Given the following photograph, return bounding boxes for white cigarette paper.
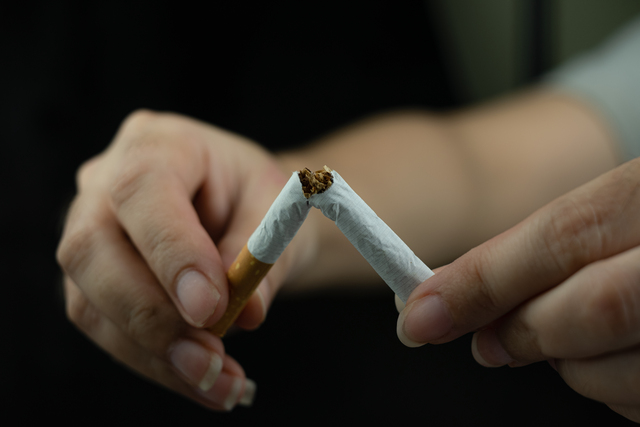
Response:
[247,173,311,263]
[309,171,433,302]
[246,169,433,303]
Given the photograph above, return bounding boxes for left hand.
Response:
[396,157,640,423]
[56,110,316,411]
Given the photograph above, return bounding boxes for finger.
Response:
[472,244,640,366]
[395,265,449,314]
[64,277,255,410]
[556,346,640,408]
[211,161,300,331]
[606,404,640,423]
[234,279,270,329]
[395,294,405,313]
[108,112,228,327]
[398,159,640,346]
[57,189,189,356]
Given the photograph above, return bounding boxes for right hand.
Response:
[397,158,640,422]
[56,110,315,410]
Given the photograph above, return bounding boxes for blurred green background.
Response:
[432,0,640,102]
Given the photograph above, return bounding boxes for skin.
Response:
[57,112,304,410]
[57,87,637,418]
[396,158,640,422]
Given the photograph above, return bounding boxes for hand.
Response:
[57,110,314,410]
[397,158,640,422]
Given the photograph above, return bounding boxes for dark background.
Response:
[1,1,636,425]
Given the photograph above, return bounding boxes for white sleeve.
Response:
[544,15,640,161]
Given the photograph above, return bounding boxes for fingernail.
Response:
[197,373,257,410]
[176,270,220,327]
[397,295,453,347]
[239,379,257,407]
[394,294,405,314]
[222,377,242,410]
[471,330,513,367]
[170,340,223,391]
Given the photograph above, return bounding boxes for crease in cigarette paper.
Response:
[247,170,433,303]
[248,172,311,264]
[309,171,433,303]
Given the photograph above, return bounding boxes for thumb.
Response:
[397,159,640,347]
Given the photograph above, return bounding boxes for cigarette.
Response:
[210,166,432,337]
[209,172,318,337]
[304,168,434,303]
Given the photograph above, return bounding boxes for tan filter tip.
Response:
[209,244,273,337]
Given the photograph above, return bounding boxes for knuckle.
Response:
[145,226,184,276]
[499,315,542,362]
[109,125,176,210]
[75,155,102,190]
[124,302,178,351]
[65,292,87,327]
[562,363,601,400]
[538,197,605,275]
[125,303,160,341]
[109,154,155,210]
[121,109,159,134]
[120,110,202,157]
[586,268,640,341]
[467,249,503,313]
[65,283,99,334]
[56,223,95,275]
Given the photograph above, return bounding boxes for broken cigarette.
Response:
[209,166,433,337]
[305,168,434,302]
[208,171,317,337]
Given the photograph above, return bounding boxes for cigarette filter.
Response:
[210,166,432,337]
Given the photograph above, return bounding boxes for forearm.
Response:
[449,89,620,244]
[277,88,619,293]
